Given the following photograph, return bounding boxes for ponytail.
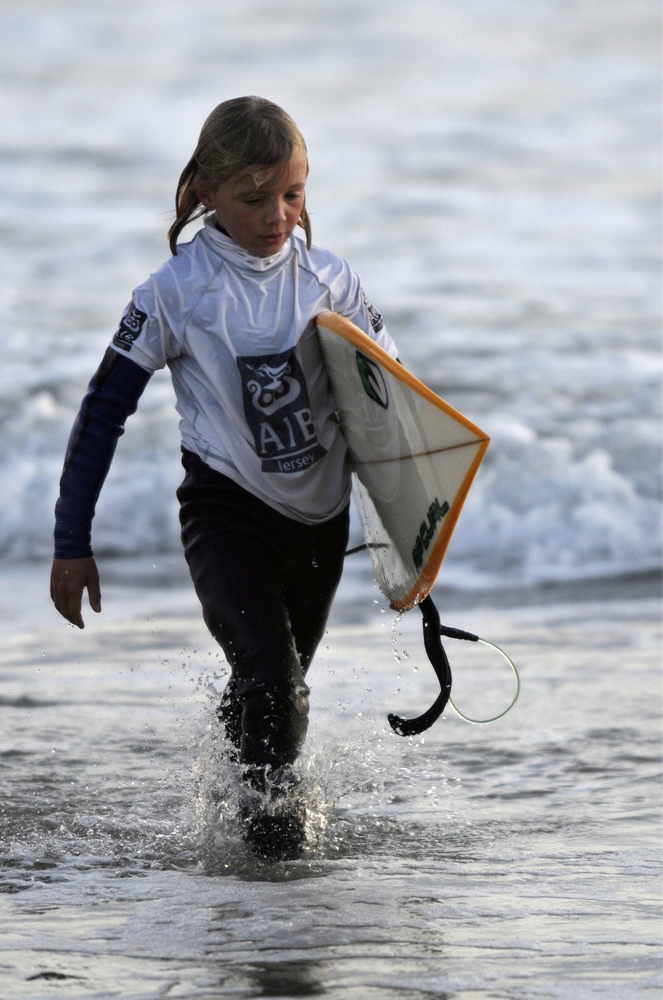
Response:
[168,156,207,256]
[298,206,312,249]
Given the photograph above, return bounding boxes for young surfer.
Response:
[50,96,397,857]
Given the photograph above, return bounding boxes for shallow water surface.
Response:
[1,574,660,999]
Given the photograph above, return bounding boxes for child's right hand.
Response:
[50,557,102,629]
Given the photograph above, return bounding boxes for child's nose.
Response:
[265,197,287,223]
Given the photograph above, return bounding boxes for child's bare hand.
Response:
[50,557,102,628]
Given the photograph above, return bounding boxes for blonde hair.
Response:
[168,96,311,255]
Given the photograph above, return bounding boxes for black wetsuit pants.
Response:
[177,449,349,771]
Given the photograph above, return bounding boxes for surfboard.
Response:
[316,311,490,612]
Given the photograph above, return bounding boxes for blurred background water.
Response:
[1,2,661,998]
[1,0,660,590]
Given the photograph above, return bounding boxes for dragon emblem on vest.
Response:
[244,359,302,415]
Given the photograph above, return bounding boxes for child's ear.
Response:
[195,182,214,208]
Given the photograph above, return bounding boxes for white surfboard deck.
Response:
[316,311,490,611]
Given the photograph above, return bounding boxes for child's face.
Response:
[202,148,307,257]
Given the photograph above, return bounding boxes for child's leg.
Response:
[179,510,308,768]
[177,451,346,772]
[282,509,349,674]
[214,505,348,765]
[198,550,311,769]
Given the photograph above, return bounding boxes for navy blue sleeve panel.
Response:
[54,349,152,559]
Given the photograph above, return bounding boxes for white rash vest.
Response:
[110,217,397,524]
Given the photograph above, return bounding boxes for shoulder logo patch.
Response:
[361,291,384,334]
[113,303,147,352]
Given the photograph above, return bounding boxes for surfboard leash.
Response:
[388,596,451,736]
[387,595,521,736]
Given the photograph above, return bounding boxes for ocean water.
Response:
[1,0,660,587]
[1,576,661,998]
[1,1,661,998]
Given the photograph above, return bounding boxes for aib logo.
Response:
[356,351,389,409]
[237,349,326,474]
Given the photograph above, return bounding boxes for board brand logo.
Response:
[356,351,388,409]
[412,498,450,569]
